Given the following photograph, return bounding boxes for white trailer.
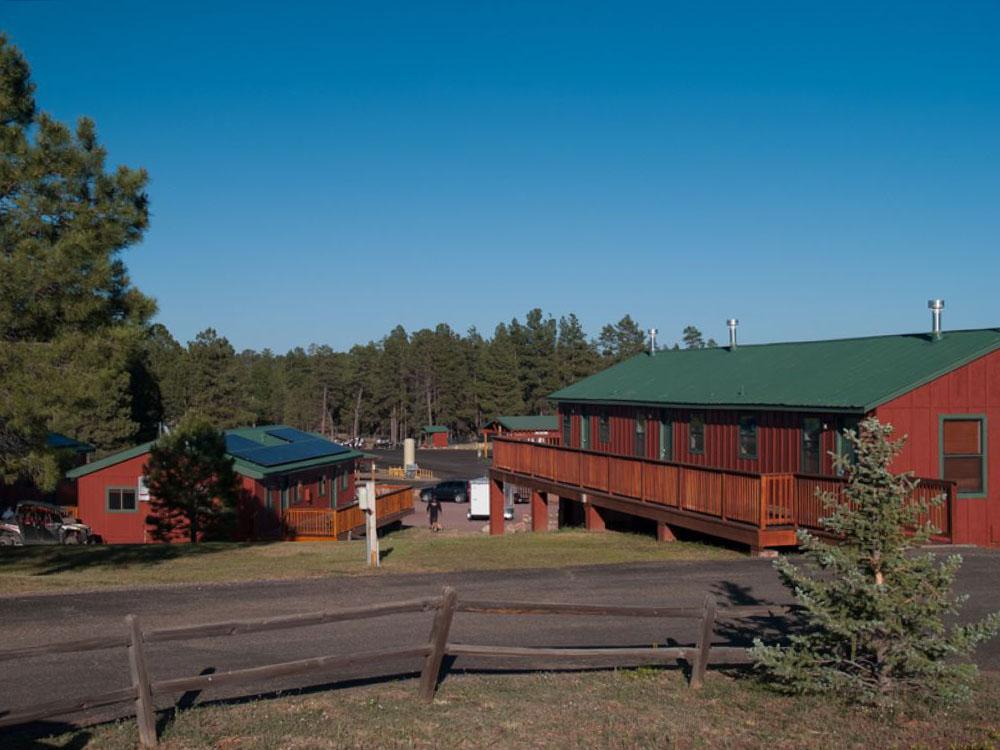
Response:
[467,476,512,520]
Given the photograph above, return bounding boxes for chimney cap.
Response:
[928,299,945,311]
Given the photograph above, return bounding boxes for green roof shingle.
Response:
[549,328,1000,412]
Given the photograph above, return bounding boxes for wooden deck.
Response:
[490,438,956,552]
[283,484,415,541]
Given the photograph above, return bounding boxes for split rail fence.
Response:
[0,587,787,748]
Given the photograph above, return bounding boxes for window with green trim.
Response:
[835,418,859,475]
[341,467,349,491]
[562,412,572,446]
[942,417,986,496]
[599,412,610,444]
[738,415,758,460]
[689,413,705,454]
[318,474,326,497]
[107,487,137,512]
[580,411,591,450]
[265,486,273,510]
[659,414,672,461]
[332,470,339,506]
[635,414,646,457]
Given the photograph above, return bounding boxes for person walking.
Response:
[427,495,442,532]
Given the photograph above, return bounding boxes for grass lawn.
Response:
[8,669,1000,749]
[0,528,741,594]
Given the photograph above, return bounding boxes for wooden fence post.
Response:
[418,586,458,702]
[689,594,717,690]
[126,614,157,748]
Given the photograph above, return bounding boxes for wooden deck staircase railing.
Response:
[492,438,956,540]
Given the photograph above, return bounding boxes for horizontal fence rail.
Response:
[493,437,956,541]
[0,588,783,746]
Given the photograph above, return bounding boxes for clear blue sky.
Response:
[4,1,999,351]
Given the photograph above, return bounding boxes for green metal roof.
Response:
[66,441,155,479]
[66,426,361,481]
[486,415,559,431]
[549,328,1000,412]
[423,425,449,433]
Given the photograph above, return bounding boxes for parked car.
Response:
[0,501,92,546]
[420,480,469,504]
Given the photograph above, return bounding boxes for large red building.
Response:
[67,426,361,544]
[489,322,1000,552]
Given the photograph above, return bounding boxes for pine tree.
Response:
[185,329,253,428]
[751,418,1000,706]
[475,323,524,419]
[144,416,240,543]
[598,315,645,363]
[556,313,599,388]
[682,325,705,349]
[0,34,154,483]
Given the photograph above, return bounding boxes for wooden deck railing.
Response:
[493,438,955,538]
[282,484,414,539]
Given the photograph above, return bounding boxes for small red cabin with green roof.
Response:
[422,425,449,448]
[68,425,362,544]
[489,326,1000,551]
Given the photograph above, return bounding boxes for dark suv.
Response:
[0,502,92,546]
[420,481,468,504]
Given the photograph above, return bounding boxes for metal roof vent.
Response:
[928,299,944,340]
[727,319,739,349]
[648,328,658,356]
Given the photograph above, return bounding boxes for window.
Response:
[341,467,349,490]
[580,411,591,450]
[635,414,646,457]
[738,415,758,460]
[659,414,672,461]
[332,470,339,505]
[689,413,705,454]
[835,418,859,475]
[801,417,822,475]
[280,478,289,510]
[319,474,327,497]
[562,412,572,446]
[265,486,273,510]
[599,412,610,444]
[942,417,987,496]
[107,487,137,512]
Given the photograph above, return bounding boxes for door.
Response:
[659,415,672,461]
[580,413,591,450]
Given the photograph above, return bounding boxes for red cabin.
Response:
[67,425,362,544]
[422,425,449,449]
[489,325,1000,552]
[481,416,560,445]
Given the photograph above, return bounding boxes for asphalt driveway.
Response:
[2,548,999,739]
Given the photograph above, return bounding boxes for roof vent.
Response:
[726,319,739,349]
[928,299,944,340]
[648,328,658,356]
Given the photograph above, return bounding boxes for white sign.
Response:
[138,476,151,502]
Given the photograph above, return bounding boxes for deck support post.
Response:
[489,478,505,535]
[530,490,548,532]
[656,522,676,542]
[584,499,605,533]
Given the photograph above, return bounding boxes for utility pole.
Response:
[365,458,379,567]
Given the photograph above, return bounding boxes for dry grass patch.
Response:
[0,528,740,594]
[7,669,1000,749]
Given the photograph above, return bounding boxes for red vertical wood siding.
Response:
[559,403,844,474]
[76,453,357,544]
[875,346,1000,546]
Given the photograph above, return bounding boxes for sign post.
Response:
[364,459,379,568]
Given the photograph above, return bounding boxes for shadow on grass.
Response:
[0,542,268,578]
[0,720,93,750]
